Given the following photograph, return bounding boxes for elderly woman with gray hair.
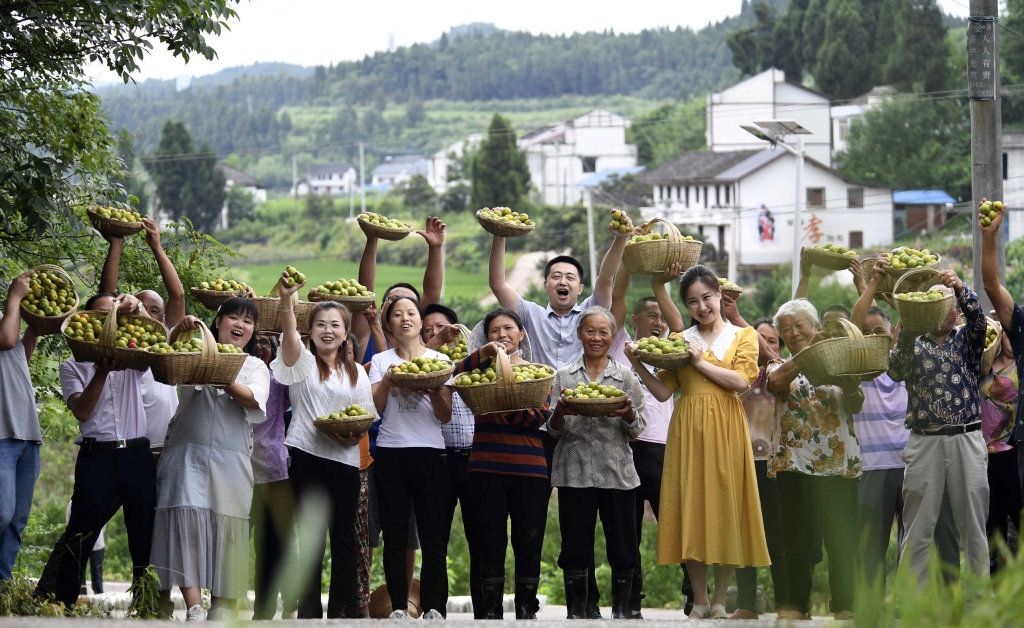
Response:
[766,298,863,621]
[548,306,646,620]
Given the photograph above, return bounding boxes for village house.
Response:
[293,163,358,196]
[371,155,429,188]
[428,134,482,193]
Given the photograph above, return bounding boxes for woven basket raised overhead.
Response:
[561,394,628,417]
[191,286,246,310]
[893,268,954,335]
[86,206,144,237]
[453,350,553,416]
[308,290,376,312]
[861,256,896,295]
[389,362,455,391]
[621,217,702,275]
[357,213,414,241]
[250,295,315,333]
[885,248,941,279]
[314,414,375,437]
[793,318,891,387]
[981,316,1003,374]
[20,264,79,336]
[61,301,165,371]
[475,208,535,237]
[804,246,860,271]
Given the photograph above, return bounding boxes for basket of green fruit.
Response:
[61,301,167,371]
[453,348,554,415]
[19,265,79,336]
[86,205,145,237]
[793,318,890,387]
[805,243,859,271]
[718,277,743,301]
[634,334,692,370]
[307,278,376,312]
[475,207,535,237]
[893,268,954,335]
[314,404,376,437]
[191,279,250,310]
[251,266,315,332]
[885,246,940,279]
[981,317,1002,374]
[146,320,223,386]
[622,217,702,275]
[389,356,455,391]
[560,381,629,417]
[861,256,896,295]
[439,325,470,362]
[357,211,414,241]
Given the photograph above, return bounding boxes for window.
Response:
[807,187,825,208]
[849,231,863,249]
[581,156,596,173]
[838,119,851,142]
[847,187,864,208]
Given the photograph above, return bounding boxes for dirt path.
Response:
[477,249,561,307]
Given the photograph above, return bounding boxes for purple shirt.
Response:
[252,374,290,484]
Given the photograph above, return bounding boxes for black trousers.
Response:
[734,459,787,611]
[470,472,549,580]
[35,444,155,608]
[443,448,484,616]
[79,548,104,594]
[290,449,361,619]
[557,487,637,572]
[250,479,296,619]
[375,447,450,617]
[987,449,1022,572]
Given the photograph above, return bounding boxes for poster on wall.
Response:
[757,204,775,242]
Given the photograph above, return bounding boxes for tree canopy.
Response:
[469,114,531,210]
[142,121,227,233]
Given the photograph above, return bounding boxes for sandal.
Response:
[710,603,728,619]
[688,603,711,620]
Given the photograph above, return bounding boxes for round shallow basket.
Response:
[19,264,79,336]
[389,363,455,391]
[562,395,628,417]
[454,352,553,415]
[885,251,941,279]
[61,311,110,364]
[861,256,896,295]
[634,350,691,371]
[982,317,1003,374]
[314,414,375,437]
[621,217,703,275]
[308,291,376,312]
[109,312,167,372]
[86,206,144,237]
[893,268,954,335]
[721,287,743,301]
[475,209,535,237]
[793,318,889,387]
[191,286,245,310]
[357,214,414,241]
[805,246,859,271]
[250,296,315,333]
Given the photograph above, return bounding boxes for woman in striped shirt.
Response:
[453,307,550,620]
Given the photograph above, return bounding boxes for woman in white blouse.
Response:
[272,276,375,619]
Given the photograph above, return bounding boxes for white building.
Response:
[830,86,896,159]
[636,148,894,282]
[706,68,833,166]
[518,109,638,207]
[296,163,358,196]
[1002,131,1024,241]
[428,134,482,193]
[371,155,429,187]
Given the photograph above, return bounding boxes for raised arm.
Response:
[1,270,32,351]
[98,234,125,294]
[351,232,380,347]
[610,264,631,334]
[980,199,1014,330]
[418,216,446,306]
[277,274,305,367]
[794,247,812,299]
[142,217,185,328]
[652,263,684,333]
[852,256,888,328]
[592,214,634,307]
[488,235,520,312]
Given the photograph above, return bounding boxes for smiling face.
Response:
[755,322,780,357]
[215,309,255,349]
[860,312,892,339]
[776,313,818,355]
[632,302,666,339]
[386,297,422,340]
[421,312,450,345]
[486,313,525,354]
[577,312,614,359]
[683,278,722,328]
[310,307,347,355]
[544,262,584,314]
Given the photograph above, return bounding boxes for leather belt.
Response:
[446,447,472,457]
[911,422,981,436]
[81,437,150,452]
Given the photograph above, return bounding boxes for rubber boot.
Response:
[585,566,602,618]
[611,569,634,620]
[514,577,540,619]
[629,567,644,619]
[563,569,589,619]
[480,577,505,620]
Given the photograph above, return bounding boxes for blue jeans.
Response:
[0,438,41,580]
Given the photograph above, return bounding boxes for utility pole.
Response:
[969,0,1003,312]
[359,142,367,215]
[292,154,299,231]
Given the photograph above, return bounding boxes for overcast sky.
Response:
[90,0,974,83]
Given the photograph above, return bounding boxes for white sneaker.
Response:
[186,604,207,622]
[389,609,413,620]
[421,608,445,620]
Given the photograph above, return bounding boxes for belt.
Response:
[911,423,981,436]
[81,437,150,451]
[446,447,472,457]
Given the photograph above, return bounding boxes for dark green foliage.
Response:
[470,114,530,210]
[401,174,438,210]
[630,101,707,167]
[143,121,227,232]
[813,0,875,99]
[883,0,952,93]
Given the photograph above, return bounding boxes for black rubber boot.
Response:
[611,569,634,620]
[585,566,602,618]
[480,577,505,620]
[563,569,589,619]
[514,577,540,619]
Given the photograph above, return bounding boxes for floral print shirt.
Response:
[765,362,862,479]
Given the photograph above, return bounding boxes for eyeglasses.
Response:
[255,339,272,347]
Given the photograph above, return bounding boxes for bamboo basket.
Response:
[793,318,891,387]
[357,213,413,241]
[61,311,110,364]
[561,394,628,417]
[389,363,455,391]
[893,268,954,335]
[804,246,860,271]
[313,414,375,437]
[250,295,315,333]
[19,264,79,336]
[453,350,553,415]
[721,286,743,301]
[861,256,896,295]
[148,320,214,386]
[885,249,941,279]
[61,302,163,371]
[475,208,535,237]
[86,206,144,237]
[191,286,245,310]
[621,217,702,275]
[634,349,691,371]
[981,317,1003,374]
[308,290,376,312]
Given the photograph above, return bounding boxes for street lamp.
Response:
[741,120,812,298]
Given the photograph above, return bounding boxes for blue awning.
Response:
[893,190,956,205]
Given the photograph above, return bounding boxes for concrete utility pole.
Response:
[969,0,1004,311]
[359,142,367,215]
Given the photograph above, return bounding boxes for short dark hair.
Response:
[866,305,891,324]
[632,296,659,316]
[544,255,584,281]
[422,303,458,325]
[383,283,421,303]
[483,307,524,333]
[85,291,118,310]
[823,304,851,319]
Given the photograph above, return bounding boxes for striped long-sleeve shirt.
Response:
[452,348,550,479]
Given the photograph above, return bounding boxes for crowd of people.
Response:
[0,202,1022,621]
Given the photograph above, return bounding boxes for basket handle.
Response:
[826,317,863,340]
[100,299,122,348]
[892,267,942,295]
[492,347,516,390]
[191,321,220,383]
[642,217,683,243]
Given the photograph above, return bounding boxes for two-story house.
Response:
[295,163,358,196]
[371,155,429,188]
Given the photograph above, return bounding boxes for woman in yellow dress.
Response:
[625,264,769,620]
